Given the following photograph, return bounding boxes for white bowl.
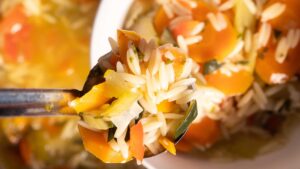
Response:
[90,1,300,168]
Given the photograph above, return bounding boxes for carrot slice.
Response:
[192,1,215,22]
[189,16,237,63]
[266,0,300,33]
[78,125,130,163]
[153,6,171,36]
[205,70,253,96]
[255,0,300,84]
[129,122,144,161]
[184,116,220,146]
[19,138,32,165]
[117,29,141,64]
[170,20,202,38]
[255,46,300,84]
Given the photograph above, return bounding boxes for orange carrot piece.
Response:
[184,116,220,146]
[78,125,130,163]
[19,138,32,165]
[117,29,141,64]
[205,70,253,96]
[170,20,202,38]
[153,6,171,36]
[130,122,144,161]
[255,45,300,84]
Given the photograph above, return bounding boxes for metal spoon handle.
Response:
[0,89,81,117]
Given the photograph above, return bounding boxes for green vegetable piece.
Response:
[160,28,176,45]
[165,58,174,64]
[174,100,198,140]
[125,126,130,141]
[135,112,144,124]
[236,60,249,65]
[108,126,117,141]
[203,59,222,75]
[258,47,268,59]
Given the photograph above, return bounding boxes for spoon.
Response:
[0,52,112,117]
[0,51,188,158]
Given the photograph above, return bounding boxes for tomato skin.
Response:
[1,5,32,63]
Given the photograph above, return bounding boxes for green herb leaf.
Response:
[79,112,84,120]
[125,127,130,141]
[135,112,144,124]
[174,100,198,140]
[236,60,249,65]
[160,28,176,45]
[165,58,174,64]
[203,59,222,75]
[258,47,269,59]
[108,126,117,141]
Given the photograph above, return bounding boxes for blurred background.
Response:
[0,0,144,168]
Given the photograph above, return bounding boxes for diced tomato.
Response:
[184,116,220,146]
[78,125,131,163]
[1,5,32,62]
[129,122,144,161]
[205,70,253,96]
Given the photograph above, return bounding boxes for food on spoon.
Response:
[70,30,201,163]
[125,0,300,158]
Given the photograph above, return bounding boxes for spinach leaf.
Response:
[160,28,176,45]
[203,59,222,75]
[107,126,117,141]
[174,100,198,140]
